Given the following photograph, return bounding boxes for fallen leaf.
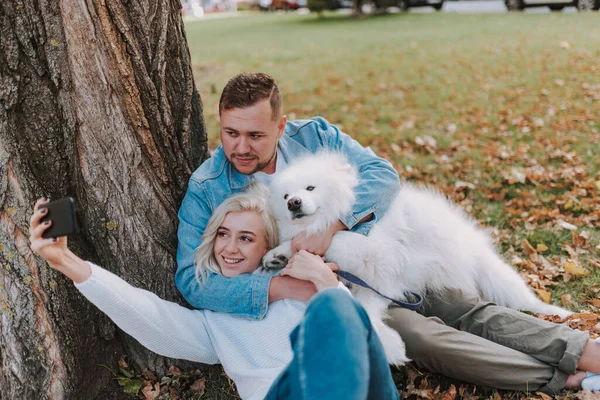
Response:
[556,219,577,231]
[455,181,476,190]
[189,377,206,395]
[573,231,588,248]
[507,168,526,184]
[536,392,555,400]
[585,299,600,307]
[561,294,578,308]
[564,199,574,210]
[564,261,589,277]
[521,238,537,255]
[574,390,600,400]
[118,357,129,370]
[117,377,144,395]
[142,382,160,400]
[537,289,551,304]
[442,384,457,400]
[536,243,549,252]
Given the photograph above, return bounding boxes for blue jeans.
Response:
[265,290,400,400]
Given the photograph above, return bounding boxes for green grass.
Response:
[183,11,600,399]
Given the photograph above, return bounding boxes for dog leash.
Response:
[334,269,423,310]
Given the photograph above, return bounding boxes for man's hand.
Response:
[291,219,347,255]
[269,275,317,303]
[280,250,339,291]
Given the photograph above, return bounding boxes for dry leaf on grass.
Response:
[521,238,537,256]
[142,382,160,400]
[441,384,457,400]
[189,377,206,395]
[535,392,554,400]
[537,289,552,304]
[564,260,589,277]
[574,390,600,400]
[561,294,578,308]
[536,243,549,252]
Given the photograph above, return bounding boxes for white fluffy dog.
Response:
[263,151,571,366]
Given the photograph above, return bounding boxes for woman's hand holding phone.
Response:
[30,199,69,264]
[29,198,91,283]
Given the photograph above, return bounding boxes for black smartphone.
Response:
[40,197,78,239]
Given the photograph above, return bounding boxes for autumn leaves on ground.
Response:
[115,11,600,400]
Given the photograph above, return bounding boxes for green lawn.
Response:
[182,12,600,399]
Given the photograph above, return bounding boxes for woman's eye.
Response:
[306,186,315,191]
[240,236,252,242]
[217,231,227,237]
[284,194,288,200]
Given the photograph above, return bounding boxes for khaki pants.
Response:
[387,289,589,395]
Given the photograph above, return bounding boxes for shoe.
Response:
[582,374,600,391]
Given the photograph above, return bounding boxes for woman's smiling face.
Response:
[214,211,269,277]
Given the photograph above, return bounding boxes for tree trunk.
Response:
[0,0,208,398]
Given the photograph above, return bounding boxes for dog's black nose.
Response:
[287,197,302,211]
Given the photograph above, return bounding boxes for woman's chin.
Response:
[221,265,248,278]
[221,269,237,278]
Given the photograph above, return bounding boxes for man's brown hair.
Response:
[219,73,282,120]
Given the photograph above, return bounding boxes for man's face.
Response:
[220,99,286,175]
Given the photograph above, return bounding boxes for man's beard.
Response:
[230,148,277,175]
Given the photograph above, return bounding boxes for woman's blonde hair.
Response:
[194,191,279,285]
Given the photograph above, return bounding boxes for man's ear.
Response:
[277,115,287,139]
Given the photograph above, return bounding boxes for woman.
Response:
[29,195,399,400]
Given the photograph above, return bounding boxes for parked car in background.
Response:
[259,0,307,9]
[397,0,444,10]
[373,0,443,10]
[505,0,598,11]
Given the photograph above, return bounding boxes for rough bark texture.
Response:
[0,0,208,398]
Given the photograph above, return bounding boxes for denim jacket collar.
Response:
[278,133,311,164]
[228,162,253,190]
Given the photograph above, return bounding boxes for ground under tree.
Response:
[0,0,207,398]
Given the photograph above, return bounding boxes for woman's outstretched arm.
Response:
[76,263,219,364]
[29,199,220,365]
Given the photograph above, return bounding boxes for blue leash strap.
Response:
[334,269,423,310]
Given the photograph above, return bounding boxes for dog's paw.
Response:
[262,251,289,270]
[376,322,410,367]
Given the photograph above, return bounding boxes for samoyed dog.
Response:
[263,151,571,366]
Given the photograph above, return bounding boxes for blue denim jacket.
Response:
[176,117,400,319]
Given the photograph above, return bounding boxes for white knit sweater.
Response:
[75,263,350,400]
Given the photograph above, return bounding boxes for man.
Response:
[176,72,596,396]
[176,72,399,318]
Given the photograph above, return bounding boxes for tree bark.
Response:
[0,0,208,398]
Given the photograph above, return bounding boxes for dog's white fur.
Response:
[263,151,571,366]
